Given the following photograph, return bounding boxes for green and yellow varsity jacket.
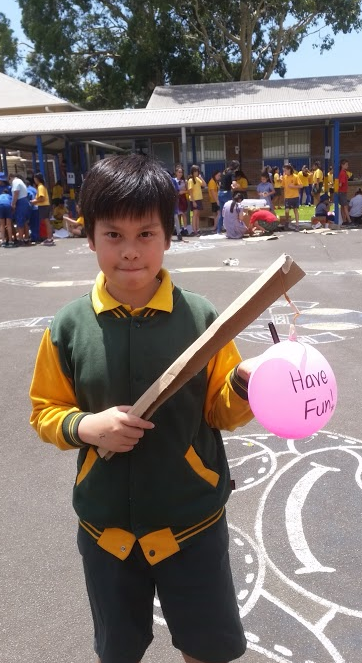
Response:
[30,269,253,565]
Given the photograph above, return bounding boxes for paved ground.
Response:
[1,227,362,663]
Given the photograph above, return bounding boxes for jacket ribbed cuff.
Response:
[62,412,90,448]
[230,366,249,401]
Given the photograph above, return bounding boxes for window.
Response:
[262,130,310,160]
[185,135,225,163]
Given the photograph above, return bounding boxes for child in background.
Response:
[272,166,283,209]
[222,192,250,239]
[63,204,86,237]
[249,208,280,235]
[256,170,275,210]
[30,154,259,663]
[328,166,334,199]
[174,165,188,230]
[207,170,221,231]
[339,159,352,225]
[52,180,64,206]
[52,199,68,230]
[231,170,249,198]
[0,173,14,247]
[312,161,323,206]
[187,164,206,235]
[313,193,334,229]
[298,165,311,206]
[282,164,301,231]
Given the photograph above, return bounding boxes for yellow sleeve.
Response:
[204,340,254,431]
[187,178,193,192]
[29,328,89,451]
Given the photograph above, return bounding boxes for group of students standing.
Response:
[0,173,86,247]
[172,158,356,239]
[172,161,249,238]
[0,171,54,246]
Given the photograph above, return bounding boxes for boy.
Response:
[313,193,334,229]
[281,164,301,230]
[30,155,258,663]
[338,159,351,225]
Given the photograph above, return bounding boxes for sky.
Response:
[4,0,362,81]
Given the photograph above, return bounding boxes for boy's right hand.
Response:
[78,406,155,453]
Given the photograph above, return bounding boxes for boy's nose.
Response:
[121,242,140,260]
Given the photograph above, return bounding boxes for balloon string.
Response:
[279,271,300,340]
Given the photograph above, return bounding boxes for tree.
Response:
[18,0,202,109]
[178,0,362,81]
[0,13,19,73]
[18,0,362,109]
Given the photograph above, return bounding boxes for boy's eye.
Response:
[140,231,153,238]
[107,232,120,239]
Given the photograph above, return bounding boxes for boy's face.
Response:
[88,212,171,306]
[261,176,268,183]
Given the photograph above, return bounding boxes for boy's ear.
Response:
[165,237,171,251]
[88,236,96,252]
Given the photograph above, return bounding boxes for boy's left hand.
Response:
[237,356,261,382]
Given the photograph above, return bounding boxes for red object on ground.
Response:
[250,209,279,225]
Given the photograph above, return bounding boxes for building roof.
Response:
[147,75,362,109]
[0,72,80,114]
[1,74,362,152]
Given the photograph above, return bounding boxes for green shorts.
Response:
[77,513,246,663]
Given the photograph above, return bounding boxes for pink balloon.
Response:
[248,340,337,439]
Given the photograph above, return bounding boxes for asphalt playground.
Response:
[1,226,362,663]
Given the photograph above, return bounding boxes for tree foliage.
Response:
[0,13,20,73]
[17,0,362,108]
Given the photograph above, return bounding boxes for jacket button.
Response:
[120,546,126,552]
[149,549,156,557]
[135,322,141,328]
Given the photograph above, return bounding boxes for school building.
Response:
[1,72,362,194]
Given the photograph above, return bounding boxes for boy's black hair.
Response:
[80,154,177,242]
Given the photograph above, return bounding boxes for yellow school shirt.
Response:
[187,176,203,201]
[77,216,85,226]
[235,177,248,190]
[53,205,67,220]
[52,184,63,199]
[37,183,50,206]
[207,178,218,203]
[273,173,282,188]
[313,168,323,184]
[328,172,334,187]
[298,171,309,187]
[282,174,300,199]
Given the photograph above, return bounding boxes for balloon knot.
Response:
[289,324,298,341]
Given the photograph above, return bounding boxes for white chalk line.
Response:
[225,438,277,493]
[228,523,266,619]
[255,444,362,618]
[285,462,340,575]
[262,589,345,663]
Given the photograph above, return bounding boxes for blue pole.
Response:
[32,153,37,173]
[79,144,87,178]
[36,135,45,176]
[191,135,197,165]
[1,148,8,176]
[333,120,340,225]
[54,154,61,181]
[65,140,76,217]
[99,149,105,160]
[324,124,329,188]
